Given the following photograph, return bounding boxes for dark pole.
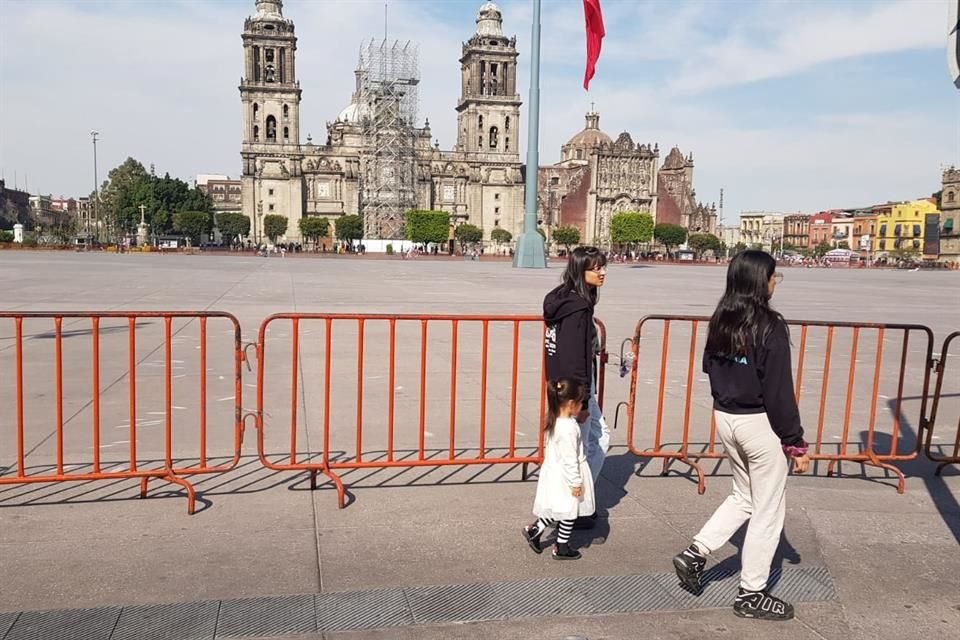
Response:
[91,131,100,242]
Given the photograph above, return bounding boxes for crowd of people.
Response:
[526,246,810,622]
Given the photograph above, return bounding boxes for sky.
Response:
[1,0,958,222]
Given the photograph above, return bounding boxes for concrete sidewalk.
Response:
[1,451,958,640]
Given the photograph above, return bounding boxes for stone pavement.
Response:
[0,253,958,639]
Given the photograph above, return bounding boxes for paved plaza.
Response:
[0,251,958,640]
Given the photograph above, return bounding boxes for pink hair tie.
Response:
[783,443,808,457]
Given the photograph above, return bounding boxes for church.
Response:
[239,0,713,249]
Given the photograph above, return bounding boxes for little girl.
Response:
[522,377,596,560]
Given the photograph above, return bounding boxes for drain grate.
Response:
[5,607,120,640]
[111,601,219,640]
[1,565,838,639]
[215,594,315,639]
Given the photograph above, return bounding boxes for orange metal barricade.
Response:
[924,331,960,474]
[620,315,934,494]
[0,312,245,514]
[253,313,608,507]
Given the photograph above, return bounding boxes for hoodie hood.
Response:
[543,285,592,323]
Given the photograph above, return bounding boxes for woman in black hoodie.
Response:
[543,246,610,528]
[671,250,810,621]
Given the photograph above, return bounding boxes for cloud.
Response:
[668,0,946,93]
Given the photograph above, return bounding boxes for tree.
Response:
[263,214,288,244]
[217,212,251,243]
[454,223,483,251]
[837,240,850,250]
[0,230,13,243]
[654,223,687,253]
[299,216,330,248]
[732,241,748,255]
[610,212,654,247]
[173,210,212,246]
[813,239,833,258]
[687,233,722,257]
[490,228,512,245]
[552,225,581,252]
[405,210,450,245]
[335,214,364,245]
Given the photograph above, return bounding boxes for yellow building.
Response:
[874,199,940,257]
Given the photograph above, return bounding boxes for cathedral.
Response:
[239,0,714,249]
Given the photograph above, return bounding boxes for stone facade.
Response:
[537,111,715,250]
[0,179,31,230]
[939,167,960,263]
[239,0,524,247]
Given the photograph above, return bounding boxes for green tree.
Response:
[687,233,722,257]
[299,216,330,248]
[552,225,581,252]
[335,214,364,245]
[654,223,688,253]
[405,210,450,245]
[837,240,850,250]
[732,241,748,255]
[173,210,212,246]
[454,223,483,251]
[610,212,654,247]
[263,214,289,244]
[0,230,13,243]
[490,228,512,245]
[217,212,251,243]
[813,239,833,257]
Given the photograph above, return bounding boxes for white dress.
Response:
[533,416,596,521]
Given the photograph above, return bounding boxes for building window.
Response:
[268,204,275,212]
[949,191,956,203]
[494,193,500,200]
[913,225,921,237]
[894,224,901,236]
[505,137,510,151]
[576,149,583,160]
[489,126,499,149]
[253,125,259,142]
[913,239,920,249]
[283,126,289,141]
[879,240,886,250]
[283,104,289,120]
[550,177,559,186]
[505,116,510,132]
[494,207,500,214]
[253,103,259,121]
[266,115,277,141]
[268,188,274,196]
[879,224,887,236]
[494,219,500,227]
[252,46,260,81]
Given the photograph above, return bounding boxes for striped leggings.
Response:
[534,518,575,544]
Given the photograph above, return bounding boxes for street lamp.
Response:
[91,131,100,242]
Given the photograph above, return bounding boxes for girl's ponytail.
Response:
[545,378,587,435]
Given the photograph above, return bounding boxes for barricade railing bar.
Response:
[253,313,608,508]
[924,331,960,474]
[0,311,245,514]
[619,315,935,494]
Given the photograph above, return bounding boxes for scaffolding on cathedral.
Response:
[356,39,420,240]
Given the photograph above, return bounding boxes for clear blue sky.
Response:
[1,0,957,221]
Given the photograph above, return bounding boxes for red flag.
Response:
[583,0,605,90]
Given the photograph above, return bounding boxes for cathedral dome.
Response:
[337,101,371,124]
[560,111,611,165]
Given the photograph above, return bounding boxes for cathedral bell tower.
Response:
[239,0,304,245]
[456,2,521,156]
[240,0,300,152]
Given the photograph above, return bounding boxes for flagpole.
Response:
[513,0,547,268]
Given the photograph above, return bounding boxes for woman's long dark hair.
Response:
[545,377,587,435]
[706,250,782,356]
[562,246,607,305]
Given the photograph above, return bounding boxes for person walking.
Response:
[522,378,595,560]
[543,246,611,529]
[671,250,810,621]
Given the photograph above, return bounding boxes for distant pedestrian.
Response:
[542,246,610,530]
[522,377,595,560]
[671,250,809,621]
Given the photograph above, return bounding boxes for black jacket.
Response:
[543,284,596,406]
[702,318,805,447]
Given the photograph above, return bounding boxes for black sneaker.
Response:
[552,542,582,560]
[733,589,795,620]
[672,544,707,594]
[522,524,543,554]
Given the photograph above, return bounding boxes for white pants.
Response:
[693,410,789,592]
[579,378,610,484]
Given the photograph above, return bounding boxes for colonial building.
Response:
[239,0,524,246]
[939,166,960,263]
[536,110,714,249]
